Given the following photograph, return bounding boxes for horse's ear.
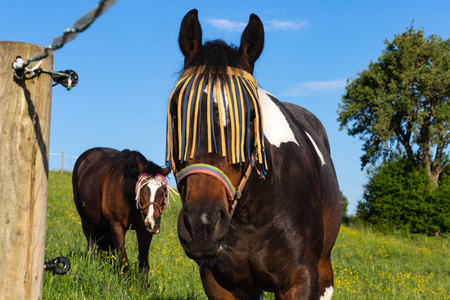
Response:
[179,9,203,63]
[239,14,264,73]
[160,166,171,176]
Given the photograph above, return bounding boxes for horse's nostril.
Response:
[183,203,192,216]
[183,211,193,233]
[209,211,220,228]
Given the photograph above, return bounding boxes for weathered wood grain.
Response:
[0,41,53,300]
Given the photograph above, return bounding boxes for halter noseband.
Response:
[137,201,164,215]
[176,164,236,199]
[175,155,256,217]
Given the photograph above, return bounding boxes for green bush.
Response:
[357,157,450,234]
[340,191,349,219]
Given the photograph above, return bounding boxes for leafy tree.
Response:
[340,191,351,225]
[357,156,450,234]
[338,25,450,187]
[340,191,349,218]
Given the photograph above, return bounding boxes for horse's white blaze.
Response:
[144,178,161,228]
[257,88,299,147]
[147,204,155,226]
[320,286,334,300]
[304,131,326,166]
[212,83,229,127]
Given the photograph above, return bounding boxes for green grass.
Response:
[44,171,205,299]
[332,224,450,299]
[43,171,450,299]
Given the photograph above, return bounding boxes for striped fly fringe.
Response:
[166,66,267,175]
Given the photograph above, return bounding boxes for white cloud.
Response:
[207,18,247,32]
[265,20,307,31]
[285,79,347,97]
[207,18,307,32]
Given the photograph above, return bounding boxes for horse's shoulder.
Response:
[257,88,299,148]
[257,89,330,154]
[280,102,331,154]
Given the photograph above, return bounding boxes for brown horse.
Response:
[72,147,170,283]
[166,10,341,299]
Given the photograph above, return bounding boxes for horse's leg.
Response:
[274,266,320,300]
[75,203,97,252]
[317,253,334,300]
[78,215,105,262]
[94,225,113,254]
[136,229,153,289]
[200,266,240,300]
[110,224,129,273]
[80,219,96,250]
[248,292,263,300]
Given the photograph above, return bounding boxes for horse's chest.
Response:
[217,218,307,288]
[211,244,280,293]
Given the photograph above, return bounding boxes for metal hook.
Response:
[52,70,79,88]
[44,256,71,275]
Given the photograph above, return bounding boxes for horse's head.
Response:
[166,9,265,260]
[135,170,170,234]
[111,150,171,234]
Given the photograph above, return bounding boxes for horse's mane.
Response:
[109,149,161,201]
[184,40,248,73]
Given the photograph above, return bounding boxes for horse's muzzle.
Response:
[146,227,160,234]
[145,219,161,234]
[177,202,229,259]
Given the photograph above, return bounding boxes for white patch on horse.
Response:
[145,178,161,228]
[200,213,210,225]
[305,131,326,166]
[319,286,334,300]
[147,204,155,227]
[257,88,299,147]
[212,84,228,127]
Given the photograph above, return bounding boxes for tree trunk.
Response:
[425,158,441,190]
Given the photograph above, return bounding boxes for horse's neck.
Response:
[232,164,274,225]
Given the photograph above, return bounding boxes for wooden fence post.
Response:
[0,41,53,300]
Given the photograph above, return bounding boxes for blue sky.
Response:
[2,0,449,214]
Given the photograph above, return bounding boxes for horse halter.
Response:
[135,173,168,216]
[175,154,257,217]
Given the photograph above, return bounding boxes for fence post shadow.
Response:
[14,76,49,177]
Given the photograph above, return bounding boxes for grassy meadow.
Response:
[43,171,449,299]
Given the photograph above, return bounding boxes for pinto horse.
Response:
[166,10,341,300]
[72,147,170,282]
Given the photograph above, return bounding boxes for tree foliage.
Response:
[357,156,450,234]
[338,25,450,186]
[340,191,349,219]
